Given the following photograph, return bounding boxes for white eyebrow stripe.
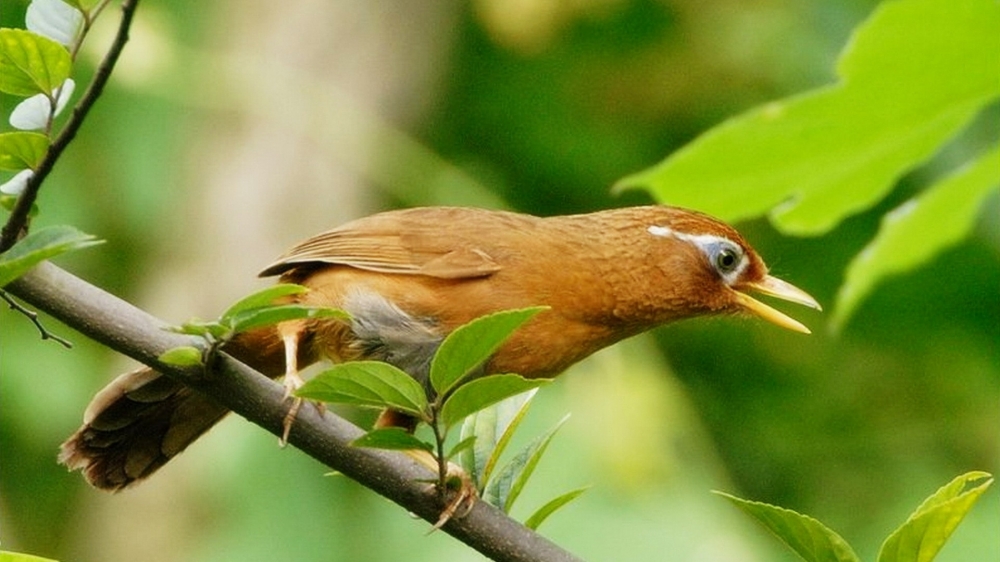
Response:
[647,224,749,285]
[647,225,735,248]
[647,225,674,237]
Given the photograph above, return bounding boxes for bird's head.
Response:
[640,207,821,333]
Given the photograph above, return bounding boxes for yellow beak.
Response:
[734,275,821,334]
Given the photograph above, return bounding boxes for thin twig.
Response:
[0,0,141,253]
[0,289,73,348]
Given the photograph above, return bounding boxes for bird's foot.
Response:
[431,461,477,531]
[280,370,306,446]
[404,448,478,530]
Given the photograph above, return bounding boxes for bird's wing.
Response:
[258,208,506,279]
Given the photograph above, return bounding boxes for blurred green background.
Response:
[2,1,997,561]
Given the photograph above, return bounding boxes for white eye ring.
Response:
[647,225,748,285]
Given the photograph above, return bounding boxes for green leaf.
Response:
[460,388,538,490]
[0,132,50,170]
[0,225,102,287]
[169,320,229,340]
[220,284,310,321]
[64,0,102,12]
[0,29,72,96]
[832,147,1000,331]
[430,306,546,396]
[615,0,1000,235]
[715,491,860,562]
[1,550,62,562]
[227,304,349,334]
[446,435,477,460]
[296,361,430,419]
[524,486,590,531]
[158,346,203,367]
[484,414,568,513]
[877,471,993,562]
[351,427,433,452]
[439,374,549,429]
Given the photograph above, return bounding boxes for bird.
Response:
[59,205,820,491]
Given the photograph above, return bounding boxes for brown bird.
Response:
[60,206,820,490]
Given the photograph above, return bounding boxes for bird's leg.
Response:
[280,329,304,445]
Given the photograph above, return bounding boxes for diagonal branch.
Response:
[6,262,582,562]
[0,0,140,253]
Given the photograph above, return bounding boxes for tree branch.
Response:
[0,0,140,253]
[6,262,582,562]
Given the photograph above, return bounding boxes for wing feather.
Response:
[259,208,508,279]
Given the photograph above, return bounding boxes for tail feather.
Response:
[59,327,290,490]
[59,367,229,491]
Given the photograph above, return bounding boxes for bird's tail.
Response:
[59,327,288,491]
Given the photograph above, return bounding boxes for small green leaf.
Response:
[832,147,1000,331]
[168,320,229,341]
[460,389,538,490]
[484,414,568,513]
[158,346,203,367]
[0,132,50,170]
[220,284,310,321]
[524,486,590,530]
[877,471,993,562]
[0,225,102,287]
[1,550,62,562]
[446,435,477,461]
[0,194,39,216]
[296,361,430,419]
[227,304,349,334]
[351,427,433,452]
[64,0,102,12]
[715,491,861,562]
[439,374,549,429]
[430,306,547,396]
[0,29,72,96]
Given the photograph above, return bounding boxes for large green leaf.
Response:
[0,29,72,97]
[227,304,349,334]
[716,491,860,562]
[832,147,1000,330]
[429,306,546,396]
[459,389,538,489]
[0,132,50,170]
[219,284,309,320]
[878,471,993,562]
[484,414,568,514]
[438,374,549,428]
[615,0,1000,235]
[0,225,102,287]
[296,361,430,420]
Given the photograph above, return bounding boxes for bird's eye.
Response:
[714,247,740,274]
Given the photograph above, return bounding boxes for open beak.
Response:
[733,275,821,334]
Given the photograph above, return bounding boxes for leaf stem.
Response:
[431,407,450,498]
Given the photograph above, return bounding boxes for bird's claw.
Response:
[430,462,477,531]
[280,371,305,446]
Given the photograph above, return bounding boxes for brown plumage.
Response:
[60,206,820,490]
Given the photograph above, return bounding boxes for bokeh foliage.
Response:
[2,1,997,561]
